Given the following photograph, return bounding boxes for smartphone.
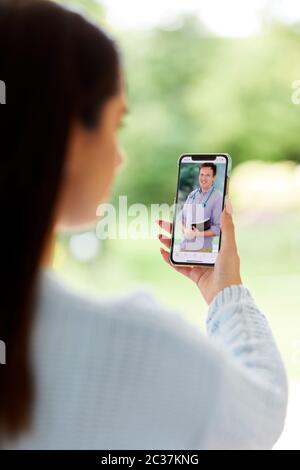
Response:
[170,153,231,267]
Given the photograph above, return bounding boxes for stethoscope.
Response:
[190,184,215,208]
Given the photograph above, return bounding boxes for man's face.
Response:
[199,167,215,192]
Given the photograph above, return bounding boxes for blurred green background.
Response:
[54,0,300,385]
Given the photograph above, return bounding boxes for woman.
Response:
[0,0,288,449]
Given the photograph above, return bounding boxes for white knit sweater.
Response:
[3,268,288,449]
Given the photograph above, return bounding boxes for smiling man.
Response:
[180,162,223,252]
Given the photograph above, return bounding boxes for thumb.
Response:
[220,198,237,252]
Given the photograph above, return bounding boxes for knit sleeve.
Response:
[199,284,288,449]
[115,283,287,449]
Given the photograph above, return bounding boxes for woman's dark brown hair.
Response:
[199,162,217,176]
[0,0,120,439]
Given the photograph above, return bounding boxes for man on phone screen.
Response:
[180,162,223,252]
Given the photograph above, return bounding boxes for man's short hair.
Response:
[199,162,217,176]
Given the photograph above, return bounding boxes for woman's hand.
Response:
[156,198,242,305]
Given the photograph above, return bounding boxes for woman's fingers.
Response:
[220,203,238,254]
[157,219,206,281]
[156,219,172,234]
[156,218,172,249]
[188,266,210,284]
[159,247,171,264]
[157,232,171,249]
[159,247,193,278]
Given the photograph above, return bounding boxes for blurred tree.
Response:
[56,1,300,205]
[115,19,300,205]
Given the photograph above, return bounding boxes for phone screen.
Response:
[170,154,229,266]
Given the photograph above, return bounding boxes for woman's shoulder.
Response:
[35,268,206,346]
[36,268,159,320]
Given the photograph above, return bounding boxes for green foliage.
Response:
[114,19,300,204]
[57,2,300,204]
